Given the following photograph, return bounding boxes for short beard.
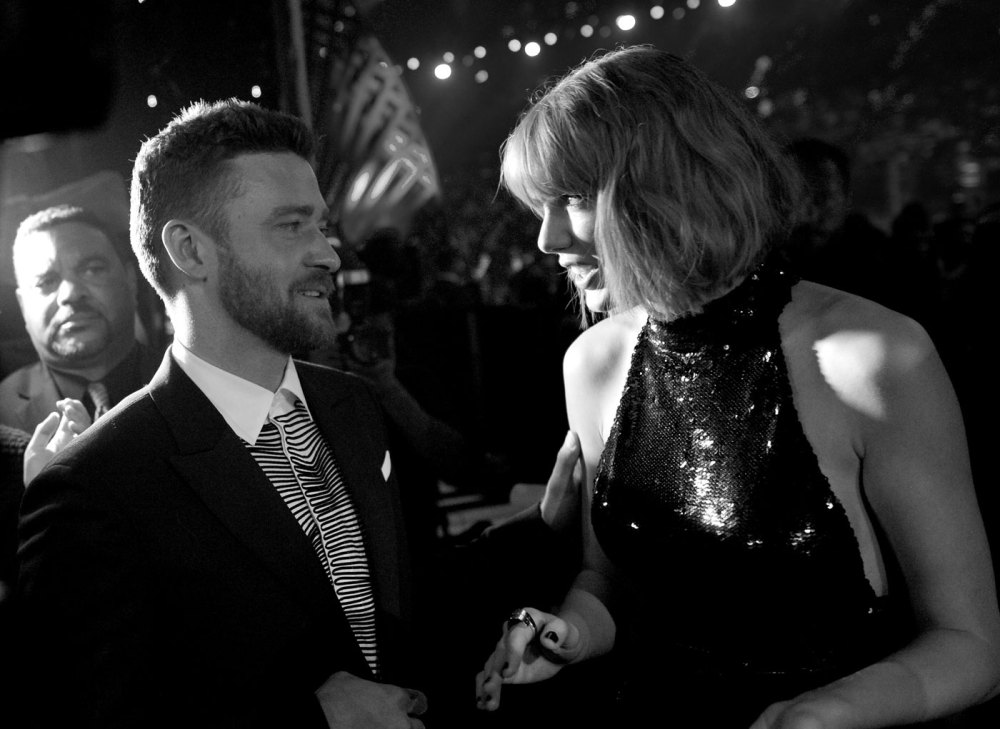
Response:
[47,324,111,362]
[217,247,334,356]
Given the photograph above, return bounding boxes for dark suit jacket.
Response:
[15,352,414,728]
[0,342,162,432]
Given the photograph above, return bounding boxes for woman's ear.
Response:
[161,219,214,283]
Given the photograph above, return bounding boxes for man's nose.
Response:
[308,232,341,274]
[537,209,571,254]
[57,275,89,304]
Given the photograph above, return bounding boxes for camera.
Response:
[335,266,393,366]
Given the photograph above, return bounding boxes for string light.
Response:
[616,15,636,31]
[398,0,756,99]
[250,85,262,98]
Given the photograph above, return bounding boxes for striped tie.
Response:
[87,381,110,419]
[244,389,379,675]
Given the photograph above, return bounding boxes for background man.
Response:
[0,204,160,430]
[16,100,426,728]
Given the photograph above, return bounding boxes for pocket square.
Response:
[381,450,392,481]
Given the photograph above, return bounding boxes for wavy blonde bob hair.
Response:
[501,46,800,322]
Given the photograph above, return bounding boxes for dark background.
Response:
[1,0,997,484]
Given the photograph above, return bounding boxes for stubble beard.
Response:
[217,249,335,356]
[46,317,112,362]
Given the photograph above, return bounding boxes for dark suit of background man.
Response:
[16,100,426,728]
[0,204,160,431]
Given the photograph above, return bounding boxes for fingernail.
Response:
[564,431,577,450]
[545,631,558,642]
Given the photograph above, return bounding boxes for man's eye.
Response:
[36,275,59,290]
[280,220,303,232]
[79,263,110,282]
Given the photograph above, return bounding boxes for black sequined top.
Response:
[592,262,906,721]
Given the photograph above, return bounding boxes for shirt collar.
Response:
[171,340,310,444]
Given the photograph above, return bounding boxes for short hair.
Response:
[130,98,315,298]
[501,45,801,322]
[13,204,133,282]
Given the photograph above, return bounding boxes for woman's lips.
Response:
[568,265,602,289]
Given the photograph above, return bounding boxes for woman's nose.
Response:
[537,209,571,254]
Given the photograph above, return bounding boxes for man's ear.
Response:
[162,219,214,282]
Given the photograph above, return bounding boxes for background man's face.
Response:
[14,221,137,369]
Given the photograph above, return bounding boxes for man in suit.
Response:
[0,204,161,431]
[17,100,427,727]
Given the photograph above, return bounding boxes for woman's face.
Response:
[536,195,609,312]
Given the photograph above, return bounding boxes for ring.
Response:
[506,607,537,635]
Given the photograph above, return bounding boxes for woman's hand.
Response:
[750,694,852,729]
[475,607,584,711]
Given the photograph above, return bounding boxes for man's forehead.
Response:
[228,152,325,208]
[15,222,116,269]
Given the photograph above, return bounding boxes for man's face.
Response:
[14,221,137,370]
[214,152,340,355]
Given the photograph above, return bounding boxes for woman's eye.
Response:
[561,194,589,208]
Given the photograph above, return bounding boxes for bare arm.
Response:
[476,320,630,708]
[754,318,1000,728]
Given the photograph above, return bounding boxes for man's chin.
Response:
[48,337,109,362]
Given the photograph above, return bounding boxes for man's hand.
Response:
[540,431,583,535]
[315,671,427,728]
[23,398,91,485]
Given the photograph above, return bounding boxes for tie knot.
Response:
[268,388,300,419]
[87,381,110,419]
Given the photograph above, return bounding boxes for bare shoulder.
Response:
[784,281,938,410]
[563,308,645,389]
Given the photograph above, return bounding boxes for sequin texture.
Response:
[591,260,905,719]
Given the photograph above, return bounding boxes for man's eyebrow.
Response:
[265,205,331,222]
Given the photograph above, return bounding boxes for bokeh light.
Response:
[616,15,636,31]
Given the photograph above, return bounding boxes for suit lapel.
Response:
[18,363,62,431]
[147,353,363,654]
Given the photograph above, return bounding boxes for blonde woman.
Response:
[476,46,1000,728]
